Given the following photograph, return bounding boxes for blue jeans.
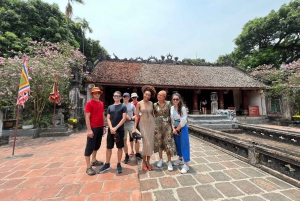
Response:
[173,125,190,162]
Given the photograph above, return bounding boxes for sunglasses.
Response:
[113,95,121,98]
[123,96,129,98]
[93,92,101,95]
[132,97,137,99]
[173,98,179,101]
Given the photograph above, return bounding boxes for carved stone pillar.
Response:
[218,91,224,109]
[242,90,249,115]
[192,91,199,114]
[211,92,218,114]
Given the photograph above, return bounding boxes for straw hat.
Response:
[90,87,103,95]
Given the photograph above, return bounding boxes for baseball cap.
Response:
[131,93,138,98]
[123,92,130,97]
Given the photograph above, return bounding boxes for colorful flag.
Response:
[49,74,61,103]
[16,56,30,107]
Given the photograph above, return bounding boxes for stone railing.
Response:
[189,124,300,187]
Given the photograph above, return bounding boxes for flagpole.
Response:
[52,103,56,139]
[12,105,20,156]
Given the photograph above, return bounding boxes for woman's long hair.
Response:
[172,93,184,116]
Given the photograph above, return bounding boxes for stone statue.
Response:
[54,108,65,126]
[69,87,80,119]
[211,92,218,114]
[0,110,3,137]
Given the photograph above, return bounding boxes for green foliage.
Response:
[0,0,108,62]
[220,0,300,69]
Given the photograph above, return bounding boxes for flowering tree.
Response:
[0,40,85,124]
[250,61,300,115]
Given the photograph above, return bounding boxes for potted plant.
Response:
[22,119,34,130]
[68,118,78,129]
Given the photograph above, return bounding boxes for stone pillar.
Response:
[192,91,199,114]
[211,92,218,114]
[0,110,3,137]
[242,90,249,115]
[218,91,224,109]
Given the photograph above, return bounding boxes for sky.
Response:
[43,0,291,62]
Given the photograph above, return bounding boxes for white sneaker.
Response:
[167,161,173,171]
[157,159,163,167]
[173,159,184,166]
[180,164,189,174]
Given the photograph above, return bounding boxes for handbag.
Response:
[174,119,180,128]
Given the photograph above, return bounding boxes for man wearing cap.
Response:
[98,91,127,174]
[84,87,105,176]
[122,92,136,164]
[131,93,143,159]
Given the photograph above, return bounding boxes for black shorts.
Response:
[107,129,125,149]
[84,127,103,156]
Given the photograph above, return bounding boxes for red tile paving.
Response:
[0,132,141,201]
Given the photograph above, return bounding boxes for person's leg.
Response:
[91,127,103,164]
[84,131,96,169]
[117,148,122,163]
[158,151,163,159]
[180,126,190,163]
[116,129,125,173]
[123,127,129,155]
[173,135,184,166]
[167,154,171,162]
[146,155,153,170]
[142,155,148,171]
[129,135,134,155]
[106,149,112,164]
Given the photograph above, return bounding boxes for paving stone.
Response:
[215,182,244,197]
[140,179,159,191]
[262,193,292,201]
[223,169,249,180]
[281,189,300,200]
[220,161,240,169]
[239,168,265,177]
[177,187,202,201]
[110,192,131,201]
[193,157,209,163]
[250,178,281,191]
[192,152,207,157]
[159,177,179,189]
[221,199,241,201]
[209,171,232,181]
[217,154,235,161]
[195,184,223,200]
[232,180,263,194]
[204,156,223,162]
[194,173,215,184]
[233,160,251,168]
[242,196,266,201]
[153,190,177,201]
[148,169,165,178]
[176,175,198,186]
[141,192,154,201]
[206,163,226,170]
[193,164,212,172]
[265,177,295,189]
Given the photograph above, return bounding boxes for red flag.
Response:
[49,74,61,103]
[17,56,30,107]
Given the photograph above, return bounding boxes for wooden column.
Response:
[242,90,249,115]
[192,91,199,114]
[218,91,224,109]
[100,86,106,104]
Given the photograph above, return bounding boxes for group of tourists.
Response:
[84,85,190,176]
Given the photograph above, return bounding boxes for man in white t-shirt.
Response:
[122,92,138,163]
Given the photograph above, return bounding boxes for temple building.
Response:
[85,54,267,116]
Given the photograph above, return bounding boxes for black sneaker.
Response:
[117,163,123,173]
[124,155,129,164]
[98,163,110,174]
[136,153,142,160]
[91,160,104,166]
[86,167,96,176]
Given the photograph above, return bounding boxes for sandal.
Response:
[91,160,104,166]
[147,162,153,171]
[142,162,148,171]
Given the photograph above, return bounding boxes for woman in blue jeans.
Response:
[170,93,190,174]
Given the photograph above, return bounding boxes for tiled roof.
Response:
[87,61,266,89]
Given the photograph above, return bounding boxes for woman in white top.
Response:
[170,93,190,174]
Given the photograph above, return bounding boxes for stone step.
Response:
[188,119,232,124]
[39,130,73,137]
[190,123,233,130]
[188,115,229,120]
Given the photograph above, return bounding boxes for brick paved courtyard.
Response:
[0,130,299,201]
